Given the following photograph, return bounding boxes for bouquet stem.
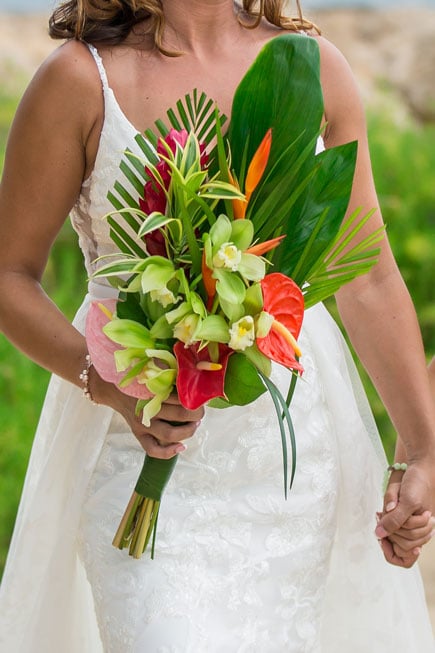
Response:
[112,454,178,559]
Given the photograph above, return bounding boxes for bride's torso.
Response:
[69,26,307,279]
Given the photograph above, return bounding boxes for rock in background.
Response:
[315,8,435,123]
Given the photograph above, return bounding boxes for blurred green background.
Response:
[1,78,435,574]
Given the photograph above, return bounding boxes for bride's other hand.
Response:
[378,511,434,568]
[376,463,435,567]
[91,369,204,460]
[429,357,435,401]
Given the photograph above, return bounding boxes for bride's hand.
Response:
[91,369,204,459]
[376,463,435,567]
[378,510,433,568]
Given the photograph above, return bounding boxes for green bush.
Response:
[0,91,86,572]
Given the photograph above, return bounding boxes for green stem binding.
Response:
[112,454,179,559]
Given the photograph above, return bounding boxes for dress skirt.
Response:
[0,284,434,652]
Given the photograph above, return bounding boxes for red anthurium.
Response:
[85,300,152,400]
[256,273,304,373]
[174,341,233,410]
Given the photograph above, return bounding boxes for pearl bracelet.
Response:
[79,354,96,404]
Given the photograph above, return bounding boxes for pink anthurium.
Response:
[174,341,234,410]
[85,300,153,400]
[256,273,304,373]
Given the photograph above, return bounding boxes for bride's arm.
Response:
[0,41,201,458]
[429,358,435,401]
[317,37,435,563]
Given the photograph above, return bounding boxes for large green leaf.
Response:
[223,353,267,405]
[229,34,323,181]
[228,34,368,293]
[275,141,358,282]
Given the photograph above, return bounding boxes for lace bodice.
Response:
[70,45,145,281]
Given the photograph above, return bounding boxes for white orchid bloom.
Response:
[228,315,255,351]
[150,286,179,308]
[213,242,242,271]
[173,314,201,345]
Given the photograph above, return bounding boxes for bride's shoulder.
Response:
[17,40,103,139]
[32,40,101,100]
[310,35,366,130]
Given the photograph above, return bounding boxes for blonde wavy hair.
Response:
[49,1,319,54]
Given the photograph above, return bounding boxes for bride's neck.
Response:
[160,0,242,55]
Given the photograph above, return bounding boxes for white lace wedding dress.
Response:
[0,45,434,653]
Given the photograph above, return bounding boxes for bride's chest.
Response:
[103,49,269,134]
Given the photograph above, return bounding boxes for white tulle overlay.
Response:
[1,43,434,652]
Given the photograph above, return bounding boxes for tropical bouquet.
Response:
[86,34,383,559]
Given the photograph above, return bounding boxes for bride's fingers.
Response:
[379,537,419,569]
[135,432,186,459]
[387,530,433,554]
[399,512,434,532]
[376,511,433,547]
[391,541,422,560]
[158,398,205,425]
[392,523,434,543]
[150,417,201,444]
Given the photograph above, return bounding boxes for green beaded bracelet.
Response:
[382,462,408,492]
[387,462,408,473]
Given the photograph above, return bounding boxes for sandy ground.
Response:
[1,7,435,633]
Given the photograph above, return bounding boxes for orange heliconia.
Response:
[244,128,272,203]
[245,234,285,257]
[228,170,247,219]
[202,249,216,310]
[229,128,272,220]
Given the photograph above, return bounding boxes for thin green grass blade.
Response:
[258,370,298,496]
[258,370,289,498]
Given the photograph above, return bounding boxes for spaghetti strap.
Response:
[86,43,109,91]
[84,42,140,135]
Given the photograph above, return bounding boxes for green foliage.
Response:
[0,91,86,573]
[369,113,435,354]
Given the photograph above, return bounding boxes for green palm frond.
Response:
[106,91,226,257]
[302,209,385,307]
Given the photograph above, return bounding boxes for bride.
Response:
[0,1,435,651]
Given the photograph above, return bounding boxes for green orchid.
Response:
[136,350,177,427]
